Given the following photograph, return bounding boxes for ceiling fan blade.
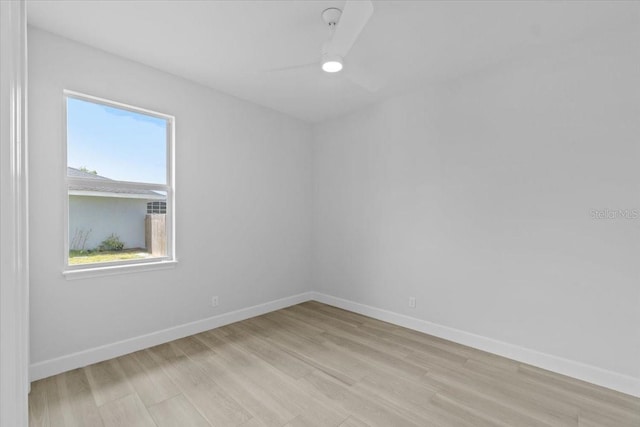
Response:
[344,61,383,92]
[264,62,318,73]
[327,0,373,57]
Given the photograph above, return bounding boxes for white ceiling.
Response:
[27,0,639,123]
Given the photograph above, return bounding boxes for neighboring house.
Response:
[68,167,166,251]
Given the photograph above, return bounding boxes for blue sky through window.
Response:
[67,97,167,184]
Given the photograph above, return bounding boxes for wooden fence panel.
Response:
[145,214,166,256]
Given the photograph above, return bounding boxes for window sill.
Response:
[63,259,178,280]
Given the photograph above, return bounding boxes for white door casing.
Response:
[0,0,29,426]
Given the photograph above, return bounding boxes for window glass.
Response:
[66,94,173,268]
[67,96,167,184]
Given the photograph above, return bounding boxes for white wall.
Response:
[28,20,639,395]
[313,26,640,382]
[29,28,312,367]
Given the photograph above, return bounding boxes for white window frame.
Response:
[62,91,176,278]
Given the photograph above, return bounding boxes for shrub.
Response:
[70,228,92,252]
[98,233,125,252]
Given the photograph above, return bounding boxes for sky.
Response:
[67,97,168,184]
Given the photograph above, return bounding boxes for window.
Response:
[64,91,174,272]
[147,201,167,214]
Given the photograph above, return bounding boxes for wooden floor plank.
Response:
[223,322,314,380]
[244,315,367,385]
[461,359,582,417]
[430,392,509,427]
[195,330,348,426]
[98,393,155,427]
[40,376,66,427]
[238,418,268,427]
[338,416,371,427]
[431,387,556,427]
[117,350,180,407]
[518,363,640,413]
[28,378,50,427]
[320,330,428,380]
[147,342,252,426]
[281,305,414,359]
[302,370,420,427]
[178,335,297,426]
[424,363,579,426]
[84,359,134,407]
[577,408,640,427]
[147,394,211,427]
[55,369,104,427]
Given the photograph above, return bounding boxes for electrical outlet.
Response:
[409,297,416,308]
[211,296,219,307]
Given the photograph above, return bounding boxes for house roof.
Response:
[68,167,165,200]
[67,166,112,180]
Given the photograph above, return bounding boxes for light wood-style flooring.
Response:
[29,301,640,426]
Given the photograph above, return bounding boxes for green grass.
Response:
[69,248,152,265]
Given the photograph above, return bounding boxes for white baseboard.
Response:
[311,292,640,398]
[30,290,640,398]
[30,292,314,381]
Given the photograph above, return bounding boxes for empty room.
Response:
[1,0,639,426]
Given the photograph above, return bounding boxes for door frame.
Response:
[0,0,30,425]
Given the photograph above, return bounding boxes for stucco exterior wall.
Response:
[69,195,148,250]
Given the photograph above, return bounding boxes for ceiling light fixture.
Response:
[322,53,343,73]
